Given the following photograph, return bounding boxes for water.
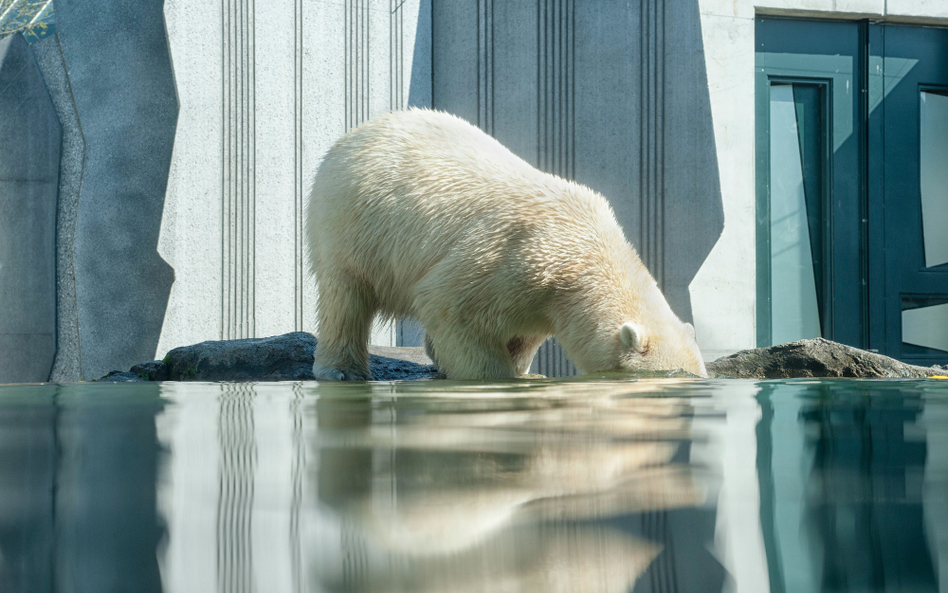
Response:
[1,378,946,593]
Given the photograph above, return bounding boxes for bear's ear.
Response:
[620,322,646,352]
[683,322,696,339]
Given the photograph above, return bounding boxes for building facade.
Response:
[0,0,946,381]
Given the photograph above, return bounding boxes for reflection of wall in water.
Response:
[0,387,57,592]
[756,384,939,592]
[157,384,310,593]
[217,384,257,593]
[0,385,166,593]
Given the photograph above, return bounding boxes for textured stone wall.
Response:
[52,0,179,381]
[32,34,85,383]
[0,35,61,383]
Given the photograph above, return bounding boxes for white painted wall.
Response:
[159,0,431,356]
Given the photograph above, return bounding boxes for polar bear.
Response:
[306,109,707,380]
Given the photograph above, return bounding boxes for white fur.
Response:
[306,109,708,380]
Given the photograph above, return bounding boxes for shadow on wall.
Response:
[431,0,723,325]
[408,0,433,110]
[657,0,724,324]
[54,0,177,380]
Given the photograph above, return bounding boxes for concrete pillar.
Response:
[0,34,61,383]
[53,0,178,380]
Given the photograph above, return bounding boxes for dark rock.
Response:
[160,332,317,381]
[129,360,170,381]
[707,338,944,379]
[97,370,146,382]
[119,332,440,382]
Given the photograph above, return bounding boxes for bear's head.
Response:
[614,321,708,378]
[563,315,708,378]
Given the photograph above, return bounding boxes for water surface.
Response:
[1,378,946,592]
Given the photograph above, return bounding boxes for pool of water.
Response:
[1,378,946,592]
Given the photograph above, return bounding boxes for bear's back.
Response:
[307,109,635,317]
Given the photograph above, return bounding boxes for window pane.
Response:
[903,298,948,354]
[770,84,823,343]
[920,90,948,268]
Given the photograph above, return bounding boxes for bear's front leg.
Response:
[313,277,375,381]
[314,336,374,381]
[313,350,373,381]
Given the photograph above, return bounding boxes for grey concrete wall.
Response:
[53,0,178,380]
[0,35,61,383]
[0,0,432,380]
[433,0,724,376]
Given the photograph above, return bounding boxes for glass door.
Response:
[756,18,865,348]
[873,25,948,365]
[758,19,948,365]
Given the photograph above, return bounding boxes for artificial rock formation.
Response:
[99,334,946,382]
[100,332,438,382]
[707,338,945,379]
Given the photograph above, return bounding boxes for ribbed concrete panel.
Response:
[159,0,225,356]
[222,0,258,341]
[534,0,578,376]
[159,0,431,355]
[54,0,178,380]
[0,34,61,383]
[434,0,723,376]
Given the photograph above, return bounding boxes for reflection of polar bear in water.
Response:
[306,108,707,380]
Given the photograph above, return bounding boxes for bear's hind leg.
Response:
[507,335,547,376]
[423,332,439,368]
[424,327,516,380]
[314,276,376,381]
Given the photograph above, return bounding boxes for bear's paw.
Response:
[314,366,374,381]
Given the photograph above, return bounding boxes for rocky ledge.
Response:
[707,337,945,379]
[98,332,438,382]
[98,333,945,382]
